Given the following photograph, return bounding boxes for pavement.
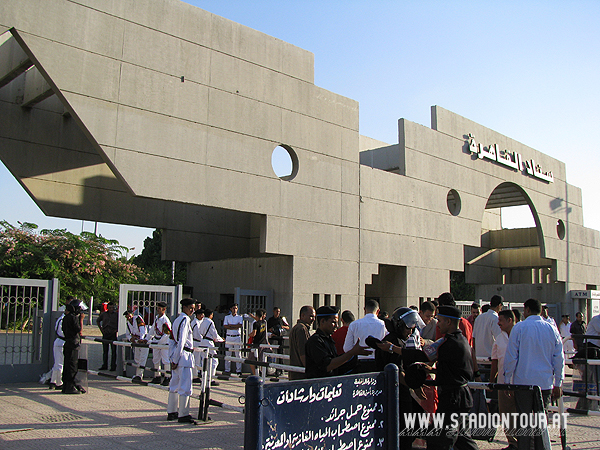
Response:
[0,328,599,450]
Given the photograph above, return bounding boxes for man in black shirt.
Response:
[305,306,369,378]
[570,311,587,351]
[97,301,119,371]
[249,309,267,375]
[426,306,478,450]
[62,299,85,394]
[267,307,289,376]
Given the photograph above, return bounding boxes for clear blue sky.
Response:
[1,0,599,254]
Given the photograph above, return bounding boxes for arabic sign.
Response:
[244,365,399,450]
[468,134,554,183]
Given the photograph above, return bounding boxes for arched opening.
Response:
[463,182,556,302]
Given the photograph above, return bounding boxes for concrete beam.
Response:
[0,34,32,89]
[22,66,54,107]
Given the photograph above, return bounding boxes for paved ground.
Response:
[0,332,598,450]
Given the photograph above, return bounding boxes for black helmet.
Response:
[66,299,83,315]
[391,307,419,333]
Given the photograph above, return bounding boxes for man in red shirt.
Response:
[332,310,355,355]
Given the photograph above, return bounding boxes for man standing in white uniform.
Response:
[167,298,196,423]
[223,303,244,375]
[343,299,386,373]
[149,301,172,385]
[191,308,205,382]
[124,309,149,381]
[198,308,224,386]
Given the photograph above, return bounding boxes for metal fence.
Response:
[0,277,58,382]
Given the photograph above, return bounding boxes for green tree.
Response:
[133,229,186,285]
[450,271,476,301]
[0,220,144,305]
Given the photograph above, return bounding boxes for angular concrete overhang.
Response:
[0,0,359,263]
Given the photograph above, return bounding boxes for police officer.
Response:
[149,301,172,385]
[167,298,196,423]
[425,305,478,450]
[375,307,426,450]
[61,299,85,394]
[123,309,149,381]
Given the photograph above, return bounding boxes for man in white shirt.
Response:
[191,308,205,382]
[197,308,224,386]
[473,294,503,361]
[124,309,149,381]
[559,314,575,359]
[343,299,386,373]
[223,303,244,375]
[504,298,564,450]
[167,298,196,423]
[149,301,172,385]
[491,309,518,450]
[586,312,600,347]
[418,301,437,343]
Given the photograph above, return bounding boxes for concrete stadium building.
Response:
[1,0,599,319]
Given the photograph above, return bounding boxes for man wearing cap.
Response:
[149,301,172,385]
[167,298,196,423]
[49,296,73,390]
[223,303,244,375]
[191,307,205,382]
[62,299,86,394]
[305,306,370,378]
[426,305,478,450]
[123,309,149,382]
[343,299,387,373]
[375,307,426,450]
[197,308,224,386]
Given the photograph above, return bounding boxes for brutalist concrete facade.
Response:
[1,0,598,317]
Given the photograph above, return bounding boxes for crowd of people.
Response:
[283,295,600,450]
[48,293,600,443]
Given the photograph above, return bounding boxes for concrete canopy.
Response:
[1,0,598,317]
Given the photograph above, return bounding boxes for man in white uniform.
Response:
[124,309,149,381]
[149,301,172,385]
[223,303,244,375]
[343,299,386,373]
[198,308,224,386]
[167,298,196,423]
[49,296,74,389]
[191,308,205,382]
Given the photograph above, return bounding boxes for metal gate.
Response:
[234,287,273,343]
[0,277,59,383]
[118,284,182,336]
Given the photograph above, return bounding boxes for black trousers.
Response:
[62,344,79,390]
[102,332,117,368]
[514,389,551,450]
[427,405,479,450]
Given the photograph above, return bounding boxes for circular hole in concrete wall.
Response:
[271,144,298,181]
[447,189,461,216]
[557,219,566,240]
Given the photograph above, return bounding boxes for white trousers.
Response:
[167,365,193,416]
[225,336,242,373]
[152,346,169,369]
[199,341,218,378]
[50,338,64,385]
[133,347,149,377]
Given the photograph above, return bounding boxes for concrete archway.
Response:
[466,182,559,303]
